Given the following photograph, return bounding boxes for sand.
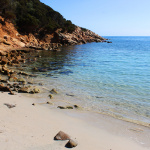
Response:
[0,92,149,150]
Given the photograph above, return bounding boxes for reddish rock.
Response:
[0,57,8,65]
[54,131,71,141]
[0,84,11,92]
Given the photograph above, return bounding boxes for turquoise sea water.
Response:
[25,36,150,126]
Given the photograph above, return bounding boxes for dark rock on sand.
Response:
[65,139,78,148]
[57,106,74,109]
[66,106,73,109]
[54,131,71,141]
[66,93,75,97]
[74,105,81,109]
[4,103,16,109]
[57,106,66,109]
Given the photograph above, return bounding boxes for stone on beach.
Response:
[0,84,11,92]
[46,101,53,105]
[66,106,73,109]
[57,106,74,109]
[73,104,82,110]
[57,106,66,109]
[65,139,78,148]
[9,91,15,95]
[54,131,71,141]
[4,103,16,109]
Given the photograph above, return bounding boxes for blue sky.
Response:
[40,0,150,36]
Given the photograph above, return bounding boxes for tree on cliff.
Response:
[0,0,76,35]
[0,0,16,23]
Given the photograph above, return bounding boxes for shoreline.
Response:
[0,92,150,150]
[0,45,150,149]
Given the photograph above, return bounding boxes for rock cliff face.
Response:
[54,27,106,45]
[0,16,106,51]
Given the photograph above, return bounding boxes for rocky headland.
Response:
[0,16,106,52]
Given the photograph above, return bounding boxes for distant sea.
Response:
[24,36,150,127]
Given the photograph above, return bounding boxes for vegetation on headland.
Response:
[0,0,76,34]
[0,0,106,50]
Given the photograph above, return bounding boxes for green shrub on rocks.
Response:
[0,0,76,34]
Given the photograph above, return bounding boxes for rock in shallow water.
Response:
[18,87,29,93]
[30,88,40,94]
[48,94,53,99]
[50,88,58,94]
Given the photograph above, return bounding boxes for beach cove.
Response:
[1,0,150,149]
[0,37,150,150]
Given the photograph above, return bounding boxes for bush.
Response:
[1,0,76,34]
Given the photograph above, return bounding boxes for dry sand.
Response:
[0,92,149,150]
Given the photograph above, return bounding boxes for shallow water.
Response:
[22,36,150,127]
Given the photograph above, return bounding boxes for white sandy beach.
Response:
[0,92,150,150]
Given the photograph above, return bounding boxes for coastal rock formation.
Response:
[55,26,105,45]
[0,15,106,52]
